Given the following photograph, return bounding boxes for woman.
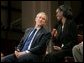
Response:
[44,5,77,62]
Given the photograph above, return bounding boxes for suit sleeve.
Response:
[16,28,30,51]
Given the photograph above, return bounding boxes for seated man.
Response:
[1,12,51,62]
[72,25,83,62]
[72,41,83,62]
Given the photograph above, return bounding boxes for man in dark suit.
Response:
[1,12,51,62]
[44,5,77,62]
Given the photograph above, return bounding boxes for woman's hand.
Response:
[51,28,57,37]
[53,46,61,51]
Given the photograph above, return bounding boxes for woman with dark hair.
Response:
[44,5,77,62]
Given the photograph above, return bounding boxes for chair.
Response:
[64,56,74,62]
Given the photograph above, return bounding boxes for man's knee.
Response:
[1,54,16,62]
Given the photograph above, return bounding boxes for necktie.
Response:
[21,29,37,51]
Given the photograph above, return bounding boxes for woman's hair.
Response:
[58,5,73,19]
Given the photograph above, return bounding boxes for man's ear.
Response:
[35,17,37,22]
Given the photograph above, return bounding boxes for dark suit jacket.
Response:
[52,19,77,49]
[16,27,51,55]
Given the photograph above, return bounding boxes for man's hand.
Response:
[14,51,26,58]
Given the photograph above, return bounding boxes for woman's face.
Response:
[56,8,63,21]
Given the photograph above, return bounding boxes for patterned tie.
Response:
[21,29,37,51]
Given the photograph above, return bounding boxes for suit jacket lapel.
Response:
[23,28,34,44]
[30,27,44,48]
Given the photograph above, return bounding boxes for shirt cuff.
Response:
[25,50,29,53]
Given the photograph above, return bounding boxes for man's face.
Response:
[35,13,46,27]
[56,9,63,21]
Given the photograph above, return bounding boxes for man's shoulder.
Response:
[25,27,33,32]
[41,27,51,37]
